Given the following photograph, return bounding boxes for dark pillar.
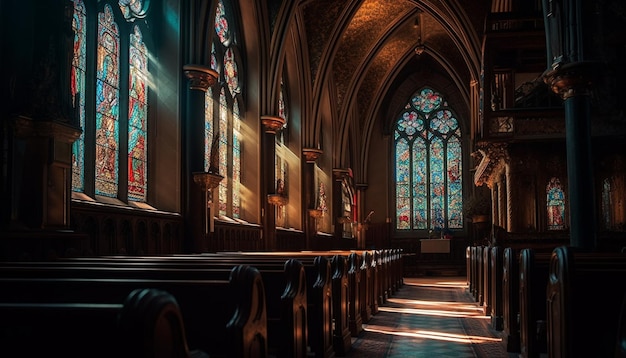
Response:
[545,63,597,250]
[183,64,218,253]
[261,115,285,251]
[303,148,323,250]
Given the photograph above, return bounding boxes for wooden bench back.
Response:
[547,246,626,358]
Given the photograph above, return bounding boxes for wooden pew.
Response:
[546,246,626,358]
[360,250,375,321]
[518,248,551,358]
[206,251,350,357]
[502,247,521,352]
[483,246,492,316]
[348,252,363,336]
[0,288,201,358]
[149,252,334,358]
[490,245,503,331]
[501,243,567,354]
[616,292,626,358]
[0,264,267,358]
[1,257,306,358]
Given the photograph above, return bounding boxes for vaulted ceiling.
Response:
[291,0,493,177]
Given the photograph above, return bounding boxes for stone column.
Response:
[261,115,285,251]
[545,63,597,249]
[355,183,369,249]
[303,148,323,249]
[183,64,218,253]
[333,168,353,240]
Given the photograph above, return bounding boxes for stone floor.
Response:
[345,276,517,358]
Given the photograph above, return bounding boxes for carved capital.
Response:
[183,64,219,91]
[474,142,509,187]
[192,171,224,190]
[267,194,288,206]
[261,115,285,134]
[308,208,324,218]
[333,168,351,181]
[544,62,598,100]
[302,148,323,163]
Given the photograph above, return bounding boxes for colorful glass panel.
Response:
[204,88,214,171]
[547,177,566,230]
[411,88,442,113]
[411,138,428,229]
[429,138,445,229]
[215,0,230,45]
[224,48,240,96]
[395,138,410,230]
[95,5,120,198]
[232,101,241,218]
[127,25,148,201]
[447,137,463,228]
[218,89,228,216]
[71,0,87,192]
[317,181,328,214]
[211,43,217,73]
[118,0,144,21]
[394,87,463,231]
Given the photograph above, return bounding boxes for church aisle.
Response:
[346,276,513,358]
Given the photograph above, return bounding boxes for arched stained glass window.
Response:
[232,101,241,218]
[546,177,566,230]
[127,25,148,201]
[218,88,228,216]
[204,87,214,171]
[71,0,87,192]
[275,80,288,226]
[394,87,463,232]
[95,4,121,197]
[71,0,152,204]
[206,0,243,220]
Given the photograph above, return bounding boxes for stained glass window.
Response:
[95,4,121,198]
[546,177,566,230]
[232,101,241,218]
[71,0,151,204]
[219,89,228,216]
[71,0,86,192]
[208,0,243,220]
[275,79,288,226]
[127,25,148,201]
[394,87,463,231]
[204,87,214,171]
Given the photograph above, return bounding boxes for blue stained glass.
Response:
[119,0,145,21]
[204,88,214,171]
[547,177,565,230]
[71,0,87,192]
[395,139,410,183]
[128,25,148,202]
[218,89,228,216]
[412,139,427,229]
[224,48,240,95]
[394,87,463,231]
[430,110,457,134]
[232,101,241,218]
[95,5,120,198]
[215,0,230,45]
[412,88,442,113]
